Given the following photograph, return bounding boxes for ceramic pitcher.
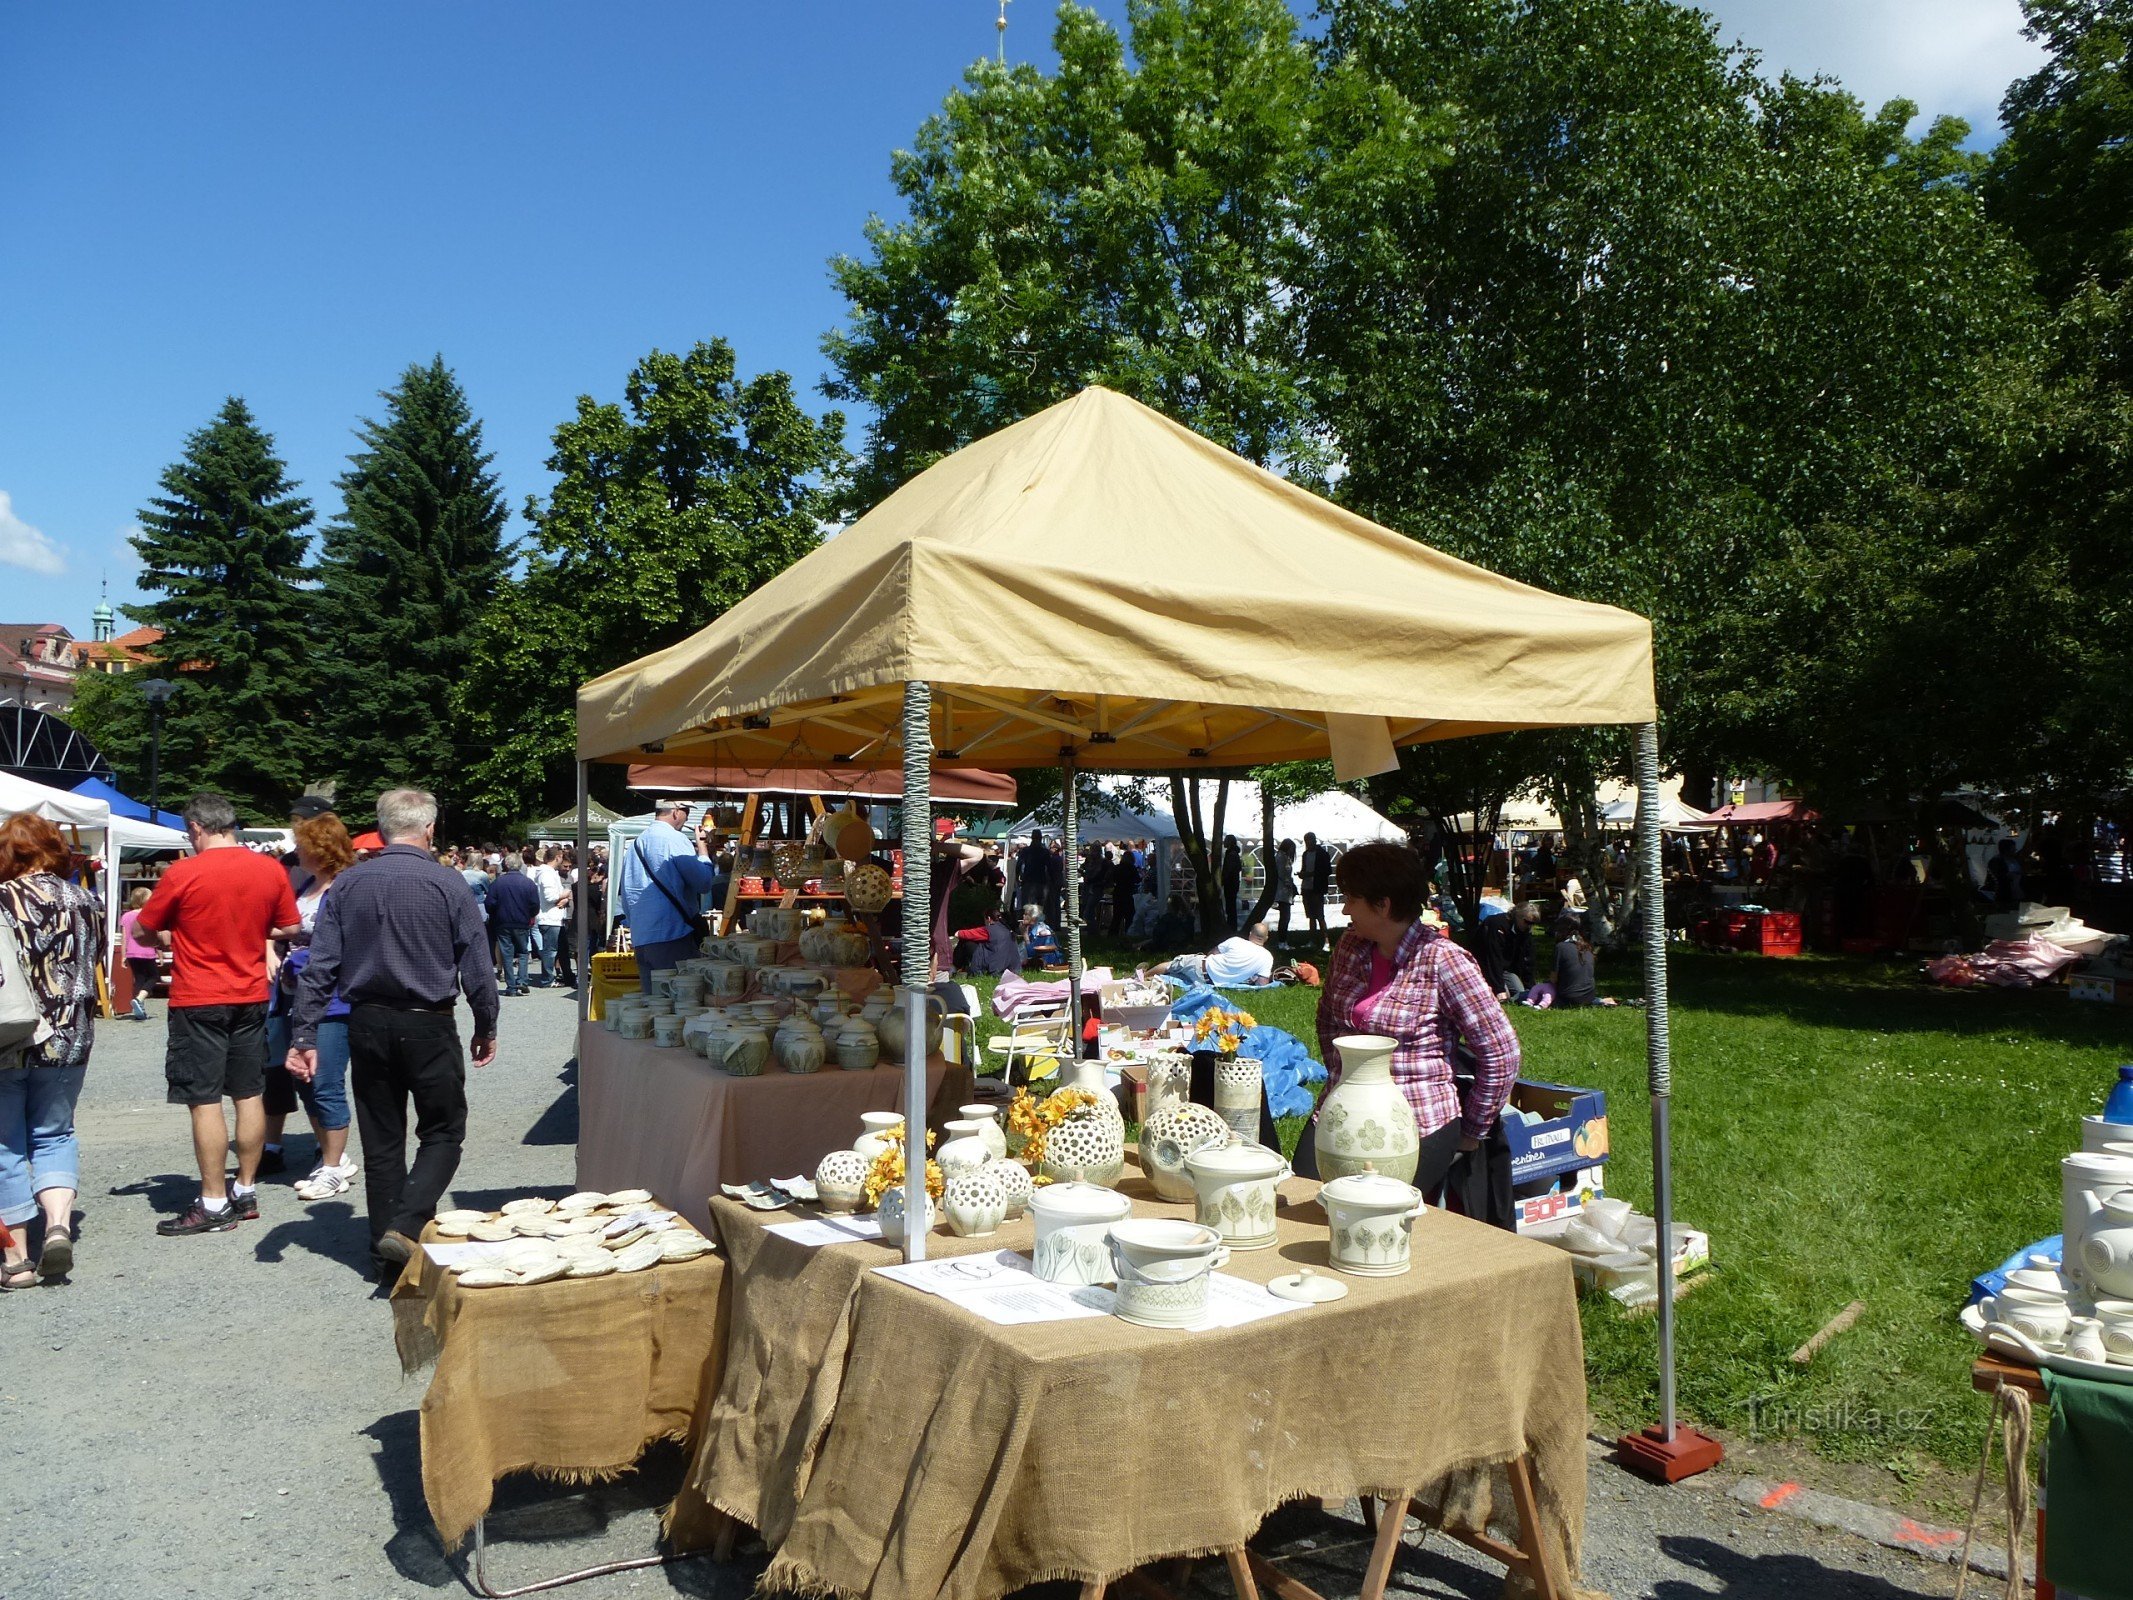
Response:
[1316,1035,1422,1184]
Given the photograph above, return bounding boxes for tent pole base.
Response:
[1616,1424,1723,1484]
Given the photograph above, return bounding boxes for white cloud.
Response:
[1701,0,2047,133]
[0,492,68,577]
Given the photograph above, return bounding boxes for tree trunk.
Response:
[1171,774,1235,939]
[1242,783,1279,931]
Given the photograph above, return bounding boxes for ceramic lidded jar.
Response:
[1139,1103,1234,1203]
[775,1023,826,1075]
[959,1104,1008,1163]
[1028,1182,1133,1285]
[815,1148,868,1214]
[853,1111,904,1164]
[721,1026,771,1077]
[943,1166,1009,1237]
[938,1119,991,1177]
[1183,1139,1287,1250]
[1316,1036,1422,1185]
[1321,1169,1424,1276]
[835,1017,880,1071]
[878,993,946,1065]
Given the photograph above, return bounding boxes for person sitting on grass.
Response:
[953,906,1023,978]
[1018,905,1061,968]
[1144,893,1196,952]
[1150,922,1275,988]
[1535,913,1618,1008]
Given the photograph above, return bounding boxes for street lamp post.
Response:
[140,678,176,822]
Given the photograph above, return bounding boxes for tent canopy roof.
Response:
[577,387,1655,771]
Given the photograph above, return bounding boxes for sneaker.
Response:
[128,1002,148,1021]
[257,1148,287,1176]
[228,1188,260,1222]
[157,1198,238,1236]
[295,1164,351,1200]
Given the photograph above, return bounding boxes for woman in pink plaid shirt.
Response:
[1304,843,1521,1195]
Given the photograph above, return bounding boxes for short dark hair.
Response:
[1333,842,1426,921]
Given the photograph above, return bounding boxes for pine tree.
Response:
[124,397,315,821]
[313,358,509,827]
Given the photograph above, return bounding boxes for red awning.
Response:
[627,763,1017,807]
[1702,800,1816,824]
[351,830,385,850]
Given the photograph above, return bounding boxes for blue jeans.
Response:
[499,927,535,992]
[536,924,560,985]
[263,1013,354,1131]
[0,1065,86,1225]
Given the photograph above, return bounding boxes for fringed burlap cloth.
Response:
[673,1169,1588,1599]
[392,1240,728,1550]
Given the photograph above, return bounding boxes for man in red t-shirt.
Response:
[135,792,301,1236]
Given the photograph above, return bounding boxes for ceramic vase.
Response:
[959,1103,1008,1163]
[878,993,945,1065]
[937,1119,991,1177]
[1316,1035,1421,1185]
[943,1167,1009,1237]
[1144,1052,1192,1122]
[993,1157,1034,1220]
[1213,1055,1263,1144]
[814,1148,868,1214]
[1139,1103,1234,1203]
[877,1185,933,1247]
[1037,1061,1126,1187]
[853,1111,904,1165]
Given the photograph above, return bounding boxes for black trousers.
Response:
[348,1004,467,1260]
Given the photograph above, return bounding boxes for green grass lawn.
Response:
[972,941,2133,1477]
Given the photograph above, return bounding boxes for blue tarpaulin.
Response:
[1166,984,1327,1119]
[70,776,185,831]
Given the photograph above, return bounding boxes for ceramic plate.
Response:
[1959,1301,2133,1386]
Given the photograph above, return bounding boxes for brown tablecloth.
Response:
[391,1232,728,1551]
[575,1021,971,1234]
[674,1166,1589,1600]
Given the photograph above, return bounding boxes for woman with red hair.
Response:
[0,812,104,1285]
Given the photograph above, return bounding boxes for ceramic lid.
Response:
[1183,1141,1284,1179]
[1267,1267,1348,1304]
[1320,1170,1423,1210]
[1028,1181,1133,1223]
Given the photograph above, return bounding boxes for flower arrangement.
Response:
[1004,1085,1103,1172]
[861,1128,943,1210]
[1193,1006,1257,1057]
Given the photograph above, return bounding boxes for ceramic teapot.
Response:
[2081,1187,2133,1299]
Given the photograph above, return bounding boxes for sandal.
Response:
[0,1257,35,1290]
[38,1224,72,1280]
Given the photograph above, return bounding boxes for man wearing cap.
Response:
[615,798,715,992]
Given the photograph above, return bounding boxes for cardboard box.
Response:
[1504,1079,1610,1186]
[1511,1164,1607,1232]
[2071,973,2123,1004]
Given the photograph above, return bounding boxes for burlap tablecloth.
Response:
[673,1166,1588,1599]
[391,1233,728,1551]
[576,1021,972,1234]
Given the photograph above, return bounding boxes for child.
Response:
[120,885,158,1020]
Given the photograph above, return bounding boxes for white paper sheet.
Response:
[872,1250,1109,1324]
[766,1215,885,1248]
[1066,1271,1312,1332]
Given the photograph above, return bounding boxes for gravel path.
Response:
[5,985,1962,1599]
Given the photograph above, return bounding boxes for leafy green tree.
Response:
[118,397,315,820]
[454,341,847,822]
[1987,0,2133,301]
[312,357,509,829]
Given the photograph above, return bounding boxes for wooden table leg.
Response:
[1359,1493,1411,1600]
[1504,1455,1563,1600]
[1079,1581,1107,1600]
[1222,1547,1261,1600]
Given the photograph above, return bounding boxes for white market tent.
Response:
[0,770,190,977]
[573,387,1700,1462]
[1599,794,1713,829]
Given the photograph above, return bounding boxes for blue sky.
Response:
[0,2,2041,638]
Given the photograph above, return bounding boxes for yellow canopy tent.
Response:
[574,386,1700,1469]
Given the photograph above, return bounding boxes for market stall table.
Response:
[670,1163,1588,1600]
[390,1225,728,1593]
[574,1022,972,1235]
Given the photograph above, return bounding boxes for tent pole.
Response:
[1061,748,1080,1050]
[899,681,934,1262]
[575,763,591,1028]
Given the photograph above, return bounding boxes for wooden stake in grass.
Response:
[1792,1301,1866,1366]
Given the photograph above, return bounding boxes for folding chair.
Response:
[983,1001,1072,1086]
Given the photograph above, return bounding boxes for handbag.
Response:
[633,839,710,944]
[0,905,53,1054]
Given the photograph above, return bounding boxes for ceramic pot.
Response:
[853,1111,905,1165]
[1316,1036,1422,1185]
[1183,1140,1287,1250]
[878,993,945,1065]
[1139,1103,1233,1203]
[1989,1291,2071,1348]
[1213,1056,1263,1144]
[800,920,872,968]
[876,1184,934,1246]
[835,1018,881,1071]
[2081,1187,2133,1299]
[1037,1086,1127,1188]
[815,1149,868,1214]
[994,1157,1034,1220]
[943,1166,1009,1237]
[775,1028,826,1075]
[617,1009,653,1041]
[1144,1051,1192,1122]
[1107,1218,1228,1329]
[1029,1182,1132,1285]
[959,1103,1008,1164]
[938,1119,991,1177]
[1320,1170,1424,1276]
[719,1026,770,1077]
[651,1013,685,1048]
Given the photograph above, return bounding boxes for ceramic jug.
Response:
[878,992,945,1065]
[1316,1035,1422,1185]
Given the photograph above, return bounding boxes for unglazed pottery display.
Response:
[1320,1169,1424,1276]
[1183,1140,1286,1250]
[943,1166,1010,1237]
[814,1148,868,1214]
[1213,1056,1263,1144]
[878,992,945,1065]
[1029,1182,1132,1285]
[1316,1035,1422,1185]
[1139,1103,1233,1203]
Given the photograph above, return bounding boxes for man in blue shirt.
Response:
[617,798,715,990]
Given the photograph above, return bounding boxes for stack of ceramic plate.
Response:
[434,1190,715,1286]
